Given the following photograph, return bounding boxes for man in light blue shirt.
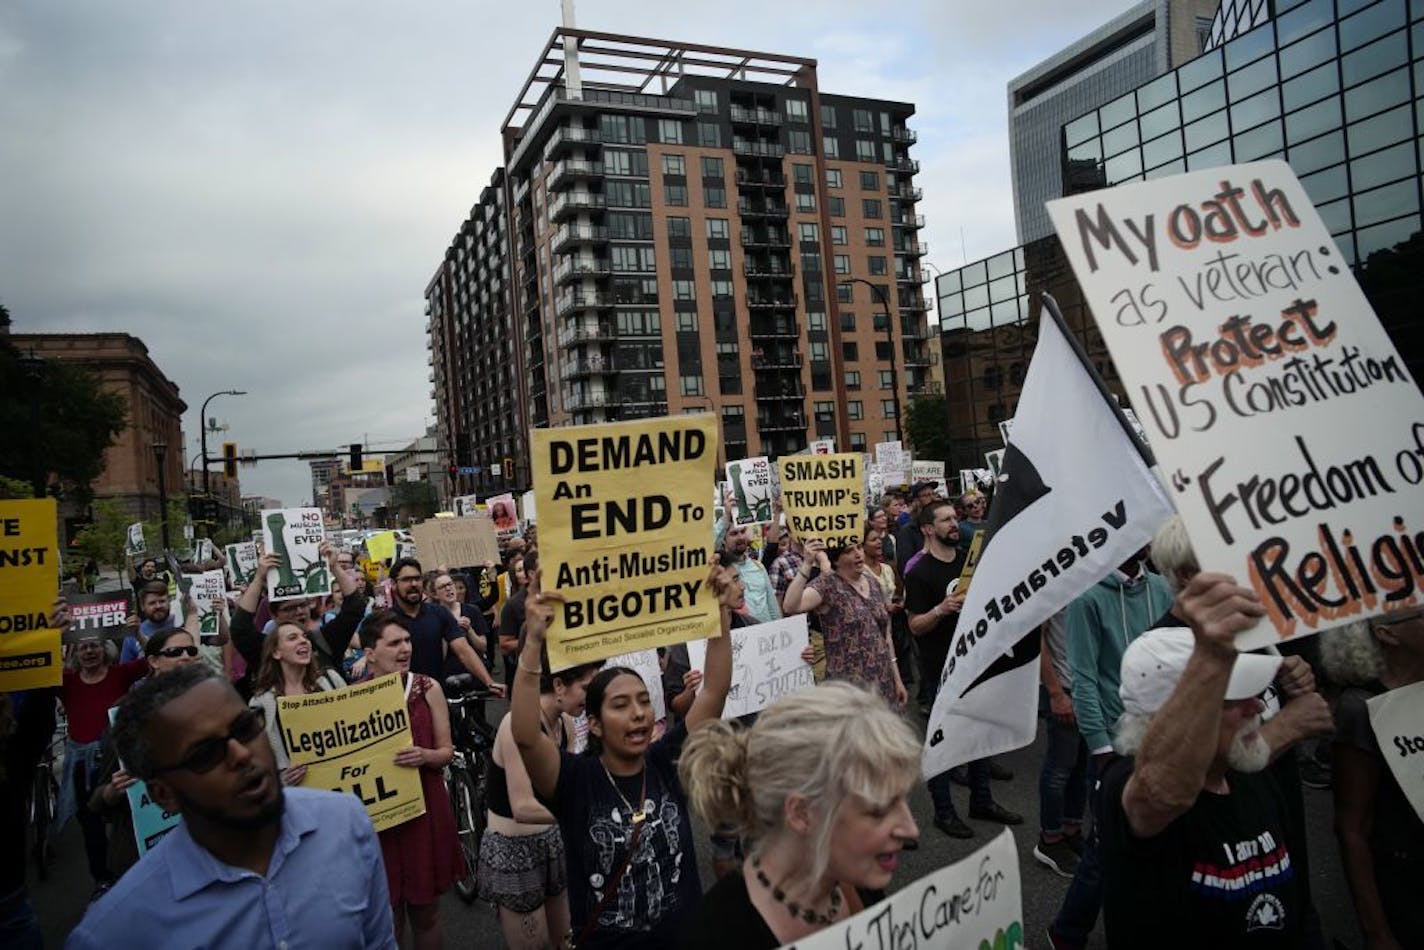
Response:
[67,665,395,949]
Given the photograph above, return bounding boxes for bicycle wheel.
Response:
[449,767,482,903]
[30,766,57,880]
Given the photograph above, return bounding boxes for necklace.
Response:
[751,855,843,925]
[601,762,648,825]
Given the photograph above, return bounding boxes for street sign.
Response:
[458,466,480,475]
[490,464,502,476]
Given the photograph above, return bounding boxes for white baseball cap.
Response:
[1119,627,1281,718]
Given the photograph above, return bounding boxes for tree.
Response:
[904,394,951,461]
[0,334,128,502]
[388,480,438,523]
[70,496,189,574]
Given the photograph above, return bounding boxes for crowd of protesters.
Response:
[0,476,1418,950]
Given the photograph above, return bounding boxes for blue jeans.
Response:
[1050,766,1104,948]
[1038,695,1088,836]
[923,669,992,821]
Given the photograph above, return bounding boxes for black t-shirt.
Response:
[902,551,960,682]
[1100,756,1305,948]
[499,588,528,642]
[401,602,462,679]
[1335,684,1424,863]
[553,721,702,949]
[678,867,777,949]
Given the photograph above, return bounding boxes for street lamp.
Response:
[200,389,247,494]
[839,278,902,442]
[152,439,171,550]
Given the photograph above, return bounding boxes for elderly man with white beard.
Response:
[1097,573,1334,949]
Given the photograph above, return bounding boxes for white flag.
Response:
[923,310,1175,778]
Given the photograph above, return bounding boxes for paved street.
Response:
[33,700,1362,948]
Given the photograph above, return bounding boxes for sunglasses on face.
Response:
[152,707,267,775]
[157,645,199,658]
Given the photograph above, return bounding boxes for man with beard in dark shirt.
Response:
[387,557,503,694]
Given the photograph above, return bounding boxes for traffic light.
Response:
[448,461,458,482]
[502,457,513,481]
[222,442,238,478]
[350,443,363,472]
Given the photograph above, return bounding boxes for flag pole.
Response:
[1038,292,1157,468]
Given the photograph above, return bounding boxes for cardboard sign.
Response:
[260,508,329,602]
[1368,680,1424,824]
[365,531,397,564]
[109,707,182,854]
[686,615,813,719]
[777,453,863,548]
[725,456,774,525]
[787,828,1022,950]
[602,648,667,721]
[184,570,228,643]
[485,493,521,538]
[1049,160,1424,649]
[125,522,146,556]
[875,441,910,486]
[533,415,720,670]
[278,673,426,832]
[0,498,61,689]
[409,516,498,570]
[224,542,259,589]
[66,593,131,643]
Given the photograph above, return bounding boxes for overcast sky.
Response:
[0,0,1139,508]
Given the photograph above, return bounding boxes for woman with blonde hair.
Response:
[248,622,345,785]
[677,681,920,947]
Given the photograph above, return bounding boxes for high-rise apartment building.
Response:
[426,31,932,494]
[1008,0,1220,244]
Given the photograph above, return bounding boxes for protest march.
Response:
[4,10,1424,944]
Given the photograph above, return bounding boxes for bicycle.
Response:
[28,710,66,881]
[443,674,496,904]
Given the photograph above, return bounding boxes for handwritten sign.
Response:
[0,498,60,689]
[260,507,328,602]
[726,456,774,525]
[66,593,131,643]
[1368,680,1424,824]
[533,415,720,670]
[876,441,910,486]
[687,615,813,719]
[1049,160,1424,649]
[224,541,259,589]
[777,453,863,548]
[602,648,667,721]
[278,673,425,832]
[409,516,498,570]
[788,828,1022,950]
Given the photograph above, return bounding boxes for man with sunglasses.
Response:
[68,664,396,949]
[387,556,503,694]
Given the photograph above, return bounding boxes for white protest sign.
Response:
[686,615,812,719]
[452,495,480,518]
[787,828,1023,950]
[603,648,666,721]
[1049,160,1424,649]
[876,441,909,486]
[260,507,329,602]
[1368,680,1424,824]
[125,523,146,556]
[912,459,947,493]
[726,456,774,525]
[521,490,537,525]
[486,493,521,539]
[184,570,228,643]
[865,463,885,505]
[224,541,259,588]
[196,538,216,564]
[810,438,835,455]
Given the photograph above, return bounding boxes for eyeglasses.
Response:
[151,707,267,775]
[157,645,199,659]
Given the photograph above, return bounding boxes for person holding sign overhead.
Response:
[677,681,922,947]
[512,565,737,949]
[357,610,463,950]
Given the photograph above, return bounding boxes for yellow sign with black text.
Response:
[533,415,721,670]
[776,453,863,548]
[0,498,61,690]
[278,673,425,832]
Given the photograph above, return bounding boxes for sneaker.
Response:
[948,766,969,787]
[933,815,975,839]
[968,801,1024,825]
[988,760,1014,781]
[1033,836,1079,878]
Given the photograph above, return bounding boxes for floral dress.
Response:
[808,571,899,706]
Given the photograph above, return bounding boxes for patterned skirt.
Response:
[478,825,569,913]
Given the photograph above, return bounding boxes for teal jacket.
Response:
[1066,569,1172,752]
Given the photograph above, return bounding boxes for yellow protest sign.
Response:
[365,530,396,563]
[534,415,720,670]
[957,532,986,592]
[776,453,863,548]
[277,673,425,832]
[0,498,61,690]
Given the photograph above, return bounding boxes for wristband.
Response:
[517,662,542,676]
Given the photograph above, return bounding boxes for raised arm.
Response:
[685,564,737,731]
[511,569,562,801]
[781,540,828,615]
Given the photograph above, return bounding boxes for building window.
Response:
[796,192,816,212]
[860,170,880,190]
[849,432,867,451]
[711,279,734,298]
[847,400,864,420]
[810,341,829,361]
[706,218,730,239]
[840,311,856,331]
[855,139,876,161]
[798,222,820,243]
[845,370,861,390]
[864,227,885,246]
[842,341,859,361]
[862,199,883,219]
[698,122,722,147]
[786,98,809,122]
[833,254,851,275]
[708,248,731,271]
[705,185,727,208]
[604,149,648,176]
[878,370,893,389]
[853,108,874,132]
[823,137,840,158]
[868,256,888,276]
[676,312,698,332]
[695,89,719,114]
[831,225,848,245]
[659,119,684,144]
[664,183,688,206]
[837,283,853,303]
[821,104,838,128]
[701,156,724,178]
[801,251,822,272]
[661,154,686,176]
[673,280,696,301]
[828,196,845,217]
[680,375,704,396]
[807,312,827,332]
[826,168,842,188]
[666,216,691,238]
[793,163,814,185]
[788,129,812,154]
[668,246,693,270]
[881,399,897,418]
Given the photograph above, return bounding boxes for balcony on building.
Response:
[556,321,616,349]
[565,390,616,411]
[896,267,928,286]
[891,212,926,230]
[740,228,792,249]
[891,185,922,202]
[737,198,790,219]
[898,293,930,314]
[750,346,802,369]
[553,256,612,285]
[746,292,798,310]
[885,156,920,175]
[734,169,787,189]
[891,126,917,144]
[552,223,610,254]
[560,353,618,380]
[898,240,928,258]
[548,159,605,191]
[548,191,606,222]
[541,125,602,161]
[731,139,786,159]
[554,289,614,318]
[757,409,806,431]
[748,315,798,339]
[743,261,794,279]
[729,105,783,126]
[753,379,806,401]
